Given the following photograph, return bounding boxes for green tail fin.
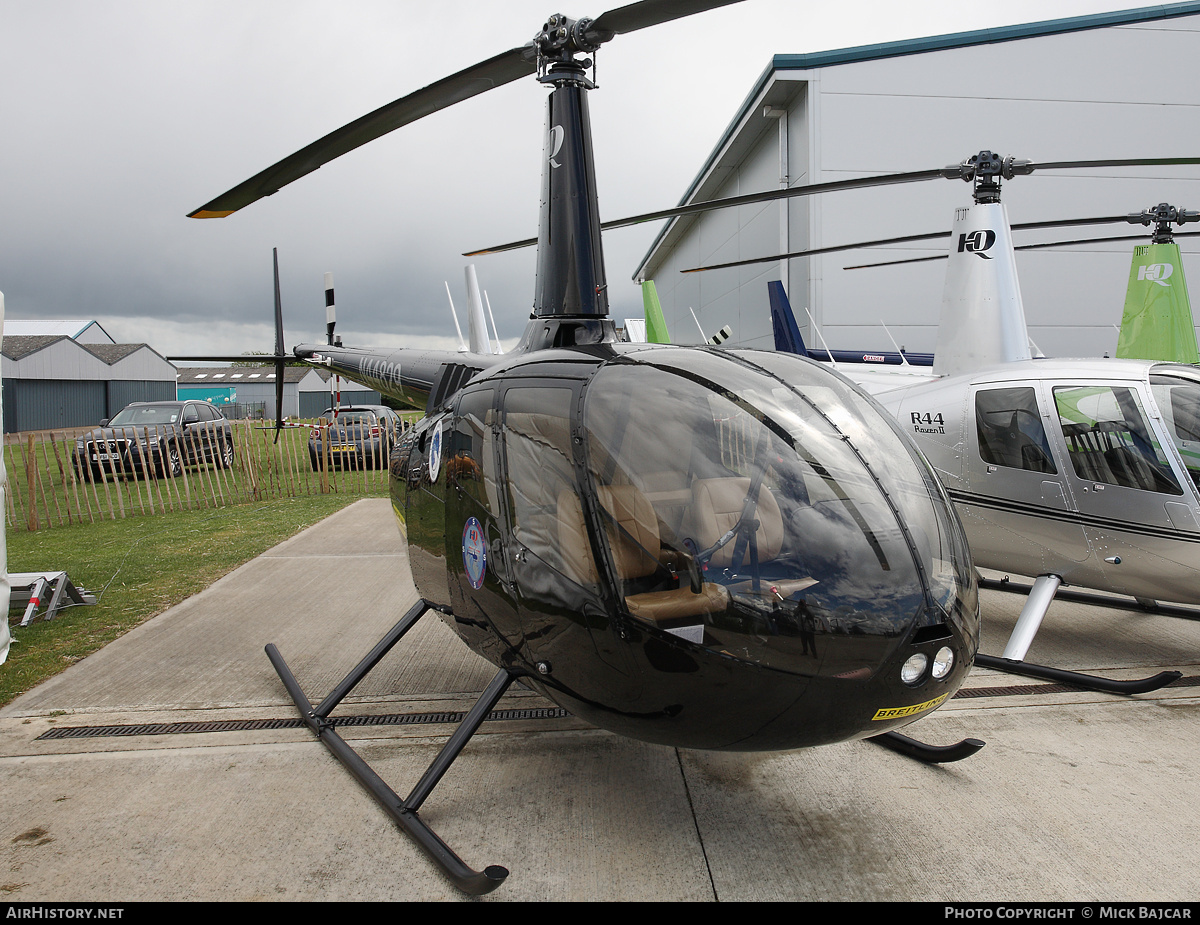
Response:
[641,280,671,344]
[1116,242,1199,363]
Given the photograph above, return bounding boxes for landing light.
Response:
[901,653,928,685]
[932,647,955,680]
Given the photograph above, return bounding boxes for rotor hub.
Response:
[1127,202,1200,244]
[533,13,612,61]
[942,151,1035,204]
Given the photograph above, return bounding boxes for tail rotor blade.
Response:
[273,249,285,444]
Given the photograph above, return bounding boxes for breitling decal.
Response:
[871,693,948,722]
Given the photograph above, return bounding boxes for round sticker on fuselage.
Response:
[428,422,443,482]
[462,516,487,590]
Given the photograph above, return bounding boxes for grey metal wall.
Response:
[106,380,177,417]
[1,378,176,433]
[639,13,1200,359]
[3,379,104,433]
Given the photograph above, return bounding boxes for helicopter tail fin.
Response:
[641,280,671,344]
[1116,241,1199,363]
[768,280,807,355]
[465,265,494,355]
[933,202,1031,377]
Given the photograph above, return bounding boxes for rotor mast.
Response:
[532,14,610,320]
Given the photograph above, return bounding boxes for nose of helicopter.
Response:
[570,348,979,750]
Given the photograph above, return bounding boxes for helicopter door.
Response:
[966,385,1095,582]
[444,386,523,658]
[496,384,639,692]
[1051,381,1197,600]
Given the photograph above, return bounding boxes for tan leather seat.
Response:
[556,486,728,623]
[686,477,783,568]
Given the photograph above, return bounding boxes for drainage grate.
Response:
[35,675,1197,740]
[37,706,574,740]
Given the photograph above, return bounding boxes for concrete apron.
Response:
[2,499,1199,901]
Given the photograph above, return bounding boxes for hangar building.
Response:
[2,333,176,433]
[634,2,1200,359]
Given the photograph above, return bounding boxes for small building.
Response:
[2,336,176,433]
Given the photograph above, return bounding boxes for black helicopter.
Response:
[188,1,981,895]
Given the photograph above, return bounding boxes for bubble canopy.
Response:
[575,347,977,680]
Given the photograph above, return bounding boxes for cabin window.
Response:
[974,387,1056,474]
[500,386,586,583]
[449,388,498,515]
[1053,385,1182,495]
[1150,375,1200,490]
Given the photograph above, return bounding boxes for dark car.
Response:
[74,400,234,481]
[308,405,405,471]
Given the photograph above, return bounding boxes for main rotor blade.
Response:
[591,0,745,35]
[1033,157,1200,171]
[189,2,749,219]
[189,46,536,218]
[467,155,1200,257]
[464,168,945,256]
[681,215,1137,274]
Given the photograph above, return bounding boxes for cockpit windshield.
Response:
[578,350,974,679]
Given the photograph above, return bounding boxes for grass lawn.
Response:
[0,493,361,707]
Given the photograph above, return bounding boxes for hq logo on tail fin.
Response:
[1117,242,1199,364]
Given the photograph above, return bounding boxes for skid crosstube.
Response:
[265,600,512,896]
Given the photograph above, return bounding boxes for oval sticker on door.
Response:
[462,516,487,590]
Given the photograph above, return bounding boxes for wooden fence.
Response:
[3,414,420,531]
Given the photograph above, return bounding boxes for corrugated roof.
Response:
[4,320,113,342]
[1,335,69,361]
[2,336,173,367]
[81,343,149,365]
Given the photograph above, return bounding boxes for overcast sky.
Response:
[0,0,1153,357]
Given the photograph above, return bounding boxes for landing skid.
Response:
[868,730,985,763]
[974,653,1181,695]
[266,600,512,896]
[977,573,1184,695]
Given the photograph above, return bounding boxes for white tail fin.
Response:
[464,265,492,355]
[933,202,1031,377]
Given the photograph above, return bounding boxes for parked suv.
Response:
[308,405,404,470]
[74,400,234,480]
